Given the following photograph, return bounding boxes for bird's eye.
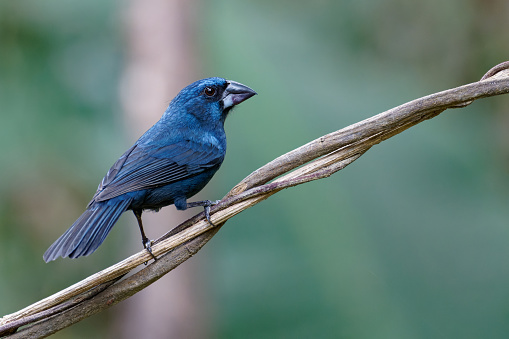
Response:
[204,86,216,97]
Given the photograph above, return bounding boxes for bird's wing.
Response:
[91,140,224,203]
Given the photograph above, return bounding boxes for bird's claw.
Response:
[203,200,221,227]
[143,238,157,263]
[187,199,220,227]
[204,204,216,227]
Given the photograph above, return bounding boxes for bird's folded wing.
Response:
[91,140,223,203]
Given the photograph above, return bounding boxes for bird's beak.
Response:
[222,80,257,109]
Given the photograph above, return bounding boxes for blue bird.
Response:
[43,77,256,262]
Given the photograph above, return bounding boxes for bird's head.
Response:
[167,77,257,125]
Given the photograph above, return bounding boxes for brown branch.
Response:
[1,62,508,338]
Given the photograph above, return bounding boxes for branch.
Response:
[1,61,509,338]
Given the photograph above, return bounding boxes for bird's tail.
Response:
[43,198,132,262]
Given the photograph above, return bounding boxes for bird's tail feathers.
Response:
[43,198,132,262]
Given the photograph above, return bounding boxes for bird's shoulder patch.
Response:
[200,132,225,152]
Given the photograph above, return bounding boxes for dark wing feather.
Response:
[93,140,224,202]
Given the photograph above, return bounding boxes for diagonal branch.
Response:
[1,61,508,338]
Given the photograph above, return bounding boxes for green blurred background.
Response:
[1,1,509,338]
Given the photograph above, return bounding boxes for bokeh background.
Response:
[1,1,509,338]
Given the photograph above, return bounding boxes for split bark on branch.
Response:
[1,61,509,338]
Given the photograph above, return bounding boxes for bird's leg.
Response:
[186,200,221,227]
[133,209,157,261]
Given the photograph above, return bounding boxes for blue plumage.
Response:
[44,77,256,262]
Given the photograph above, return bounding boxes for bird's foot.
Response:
[187,200,220,227]
[204,204,215,227]
[142,238,157,264]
